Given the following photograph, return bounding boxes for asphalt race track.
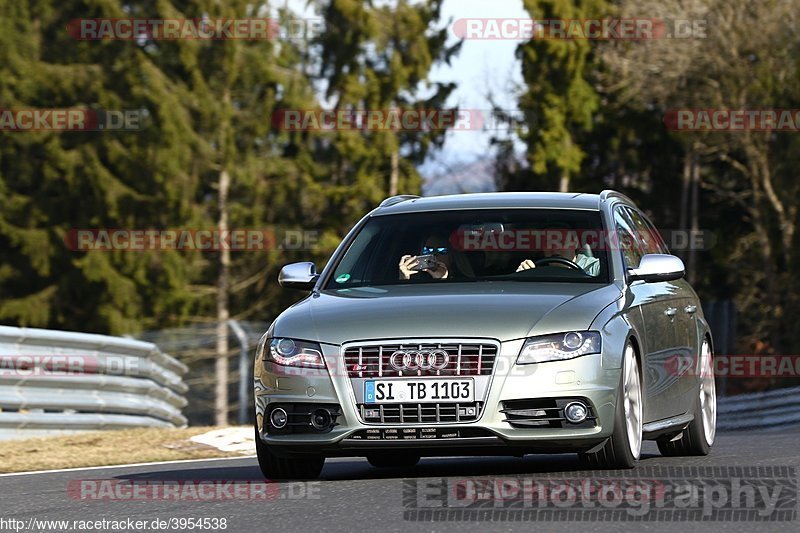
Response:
[1,430,797,533]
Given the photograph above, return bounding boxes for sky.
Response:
[423,0,527,174]
[283,0,529,187]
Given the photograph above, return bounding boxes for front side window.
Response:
[625,207,668,255]
[326,209,610,289]
[614,207,646,269]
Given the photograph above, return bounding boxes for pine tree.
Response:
[505,0,608,192]
[309,0,461,233]
[0,0,205,334]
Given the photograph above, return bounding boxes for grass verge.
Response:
[0,427,244,474]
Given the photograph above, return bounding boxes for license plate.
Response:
[364,379,474,404]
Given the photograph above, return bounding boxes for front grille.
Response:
[358,402,483,424]
[501,398,597,429]
[344,342,497,378]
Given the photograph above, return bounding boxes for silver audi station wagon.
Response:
[254,191,716,479]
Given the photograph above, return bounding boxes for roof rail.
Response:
[379,194,420,207]
[599,189,632,203]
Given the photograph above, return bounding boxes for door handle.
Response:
[664,307,678,317]
[684,305,697,315]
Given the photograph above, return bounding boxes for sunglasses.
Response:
[421,246,448,255]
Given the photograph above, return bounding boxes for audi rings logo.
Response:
[389,349,450,371]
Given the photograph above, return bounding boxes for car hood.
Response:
[271,282,622,344]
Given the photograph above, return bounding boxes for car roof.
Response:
[373,192,606,215]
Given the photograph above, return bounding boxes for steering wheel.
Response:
[534,256,583,270]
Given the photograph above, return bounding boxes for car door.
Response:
[631,208,699,416]
[614,206,682,422]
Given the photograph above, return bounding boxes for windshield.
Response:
[325,209,610,289]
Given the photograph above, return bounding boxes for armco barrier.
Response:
[717,385,800,432]
[0,326,188,440]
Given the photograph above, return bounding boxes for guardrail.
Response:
[717,385,800,432]
[0,326,188,440]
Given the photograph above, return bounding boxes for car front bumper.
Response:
[254,339,621,457]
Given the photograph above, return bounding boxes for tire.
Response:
[255,427,325,480]
[367,454,420,468]
[579,342,642,469]
[658,338,716,456]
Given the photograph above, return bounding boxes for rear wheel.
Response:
[579,342,642,469]
[255,427,325,479]
[367,453,420,468]
[658,338,715,456]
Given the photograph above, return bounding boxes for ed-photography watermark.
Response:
[404,466,797,521]
[67,18,324,41]
[0,109,143,132]
[450,18,707,40]
[65,228,319,252]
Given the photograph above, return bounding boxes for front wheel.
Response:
[255,427,325,479]
[658,338,716,456]
[579,342,642,469]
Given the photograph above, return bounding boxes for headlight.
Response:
[516,331,601,364]
[263,337,325,368]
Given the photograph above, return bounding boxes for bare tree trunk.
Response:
[749,171,780,350]
[389,150,399,196]
[215,168,231,427]
[757,150,794,268]
[679,148,691,259]
[687,153,699,283]
[559,173,569,192]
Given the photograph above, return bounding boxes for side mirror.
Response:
[278,262,319,290]
[627,254,685,283]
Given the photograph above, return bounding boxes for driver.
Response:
[516,230,600,276]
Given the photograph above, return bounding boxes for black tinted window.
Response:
[326,209,610,289]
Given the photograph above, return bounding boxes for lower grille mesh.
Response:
[359,402,483,424]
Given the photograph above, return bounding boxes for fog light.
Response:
[564,402,588,423]
[311,408,332,430]
[270,407,288,429]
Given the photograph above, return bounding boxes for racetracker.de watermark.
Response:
[270,108,568,132]
[447,228,715,252]
[67,18,324,40]
[0,355,142,377]
[664,109,800,131]
[67,479,320,501]
[404,466,796,521]
[0,109,143,132]
[669,354,800,379]
[65,228,319,251]
[450,18,707,40]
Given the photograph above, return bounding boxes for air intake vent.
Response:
[501,398,596,429]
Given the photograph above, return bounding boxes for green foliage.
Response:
[508,0,607,191]
[0,0,456,336]
[311,0,460,223]
[498,0,800,368]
